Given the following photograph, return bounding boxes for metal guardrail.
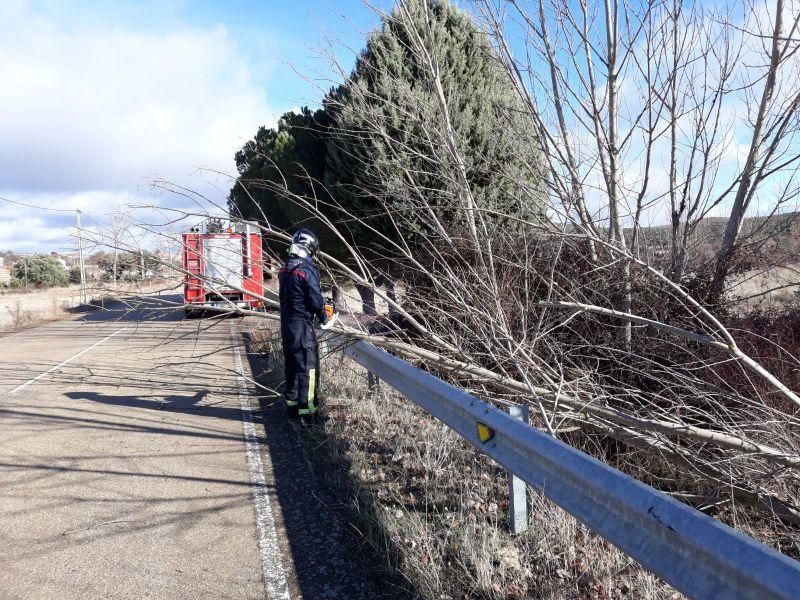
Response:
[339,338,800,600]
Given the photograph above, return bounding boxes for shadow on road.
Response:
[59,332,414,596]
[3,301,416,597]
[59,390,260,424]
[0,402,251,445]
[0,399,268,567]
[241,332,418,600]
[76,294,187,323]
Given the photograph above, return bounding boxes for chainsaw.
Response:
[320,297,337,330]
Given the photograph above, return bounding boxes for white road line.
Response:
[230,325,291,600]
[6,327,128,395]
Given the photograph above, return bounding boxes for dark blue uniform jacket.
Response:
[278,255,326,324]
[278,255,324,408]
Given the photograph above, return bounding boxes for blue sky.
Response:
[61,0,388,106]
[2,0,794,254]
[0,0,390,252]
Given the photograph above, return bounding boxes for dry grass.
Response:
[2,297,70,333]
[727,264,800,310]
[320,361,680,599]
[243,324,683,600]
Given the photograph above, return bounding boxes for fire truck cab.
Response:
[182,218,268,315]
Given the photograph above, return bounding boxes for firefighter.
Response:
[278,228,328,417]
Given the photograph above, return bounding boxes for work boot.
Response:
[285,397,299,419]
[297,404,319,422]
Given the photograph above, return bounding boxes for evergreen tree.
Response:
[228,108,345,255]
[324,0,546,248]
[230,0,546,261]
[11,255,69,287]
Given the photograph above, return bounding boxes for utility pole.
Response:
[76,210,87,304]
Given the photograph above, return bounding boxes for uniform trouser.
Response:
[281,318,320,415]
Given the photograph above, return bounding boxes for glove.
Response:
[319,304,336,330]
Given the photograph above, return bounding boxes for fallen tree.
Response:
[90,0,800,555]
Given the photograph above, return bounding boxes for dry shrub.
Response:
[714,308,800,414]
[3,297,68,333]
[244,226,800,597]
[375,233,800,534]
[314,355,681,600]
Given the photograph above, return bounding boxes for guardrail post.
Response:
[507,404,530,534]
[367,371,380,392]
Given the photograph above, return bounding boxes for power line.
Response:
[0,194,103,228]
[0,195,77,213]
[0,196,91,297]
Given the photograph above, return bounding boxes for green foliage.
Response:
[97,251,161,281]
[325,0,546,246]
[229,0,546,260]
[68,266,83,284]
[11,255,69,287]
[228,108,346,256]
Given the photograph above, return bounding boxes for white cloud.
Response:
[0,191,135,253]
[0,3,278,250]
[0,17,276,190]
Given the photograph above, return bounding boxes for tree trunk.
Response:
[710,0,785,300]
[356,283,377,316]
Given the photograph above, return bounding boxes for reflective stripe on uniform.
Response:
[307,368,316,410]
[278,268,307,279]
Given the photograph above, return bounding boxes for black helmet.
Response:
[290,228,320,259]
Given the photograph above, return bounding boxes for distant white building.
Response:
[49,252,70,270]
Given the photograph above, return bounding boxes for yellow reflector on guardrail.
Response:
[477,422,494,443]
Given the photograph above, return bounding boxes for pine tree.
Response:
[229,107,329,225]
[230,0,547,261]
[324,0,546,248]
[228,108,346,254]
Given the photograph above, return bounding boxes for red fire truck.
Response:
[182,218,269,315]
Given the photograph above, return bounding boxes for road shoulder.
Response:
[240,327,404,599]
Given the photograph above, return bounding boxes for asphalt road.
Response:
[0,296,380,599]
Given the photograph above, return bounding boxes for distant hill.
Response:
[631,212,800,268]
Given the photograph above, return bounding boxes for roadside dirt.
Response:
[0,281,179,332]
[0,285,84,331]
